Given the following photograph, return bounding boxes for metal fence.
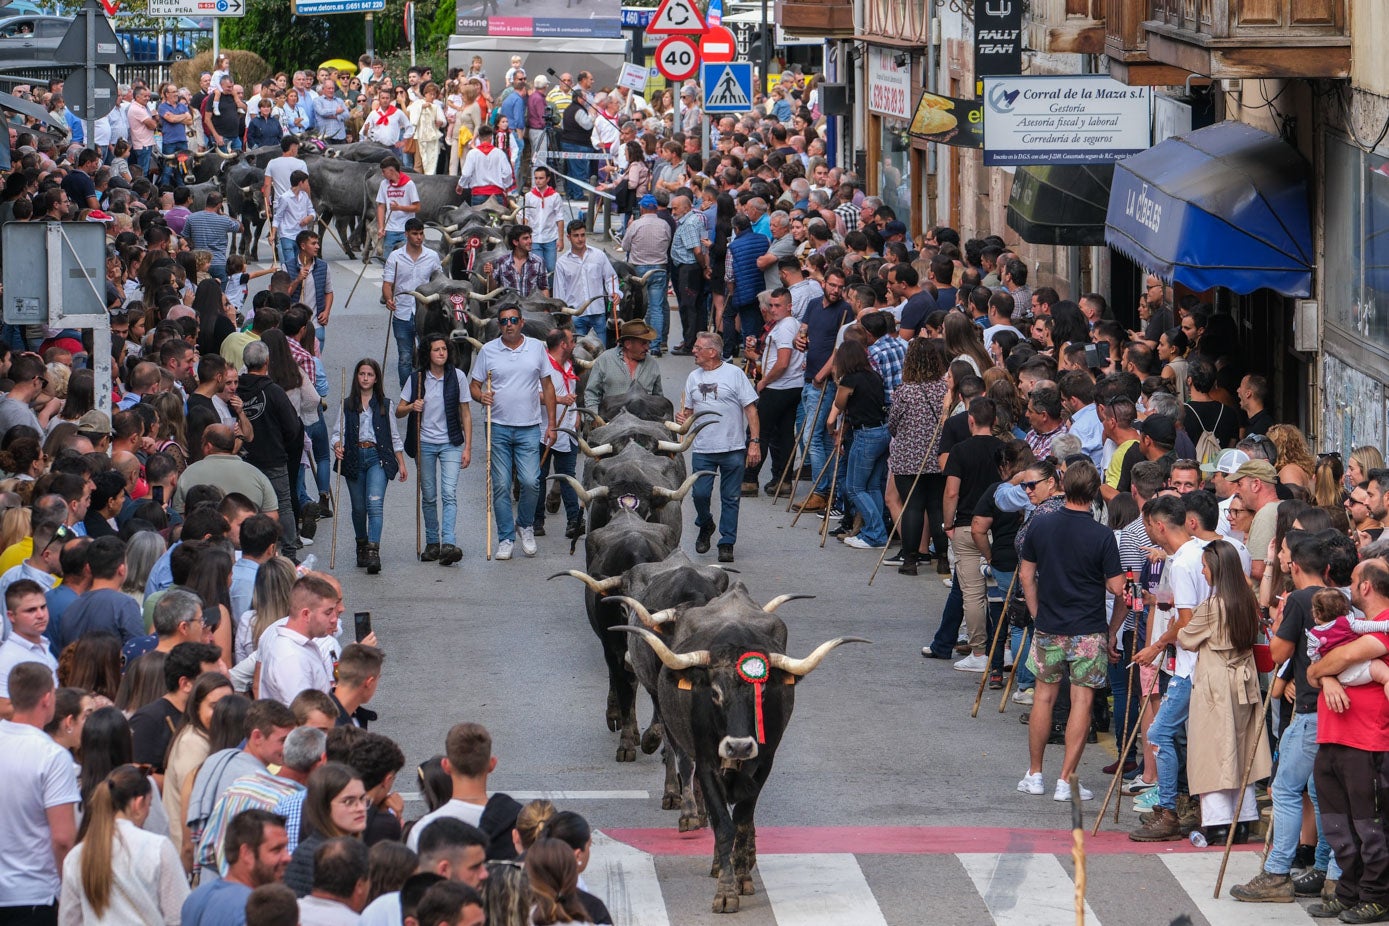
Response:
[0,60,172,87]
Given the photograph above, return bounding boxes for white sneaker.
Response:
[1012,687,1035,705]
[496,540,514,560]
[1017,771,1044,795]
[519,526,537,556]
[300,537,314,546]
[1054,779,1094,802]
[843,535,883,550]
[952,653,988,672]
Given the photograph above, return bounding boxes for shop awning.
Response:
[1104,121,1313,297]
[1006,164,1114,247]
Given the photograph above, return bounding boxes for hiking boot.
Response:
[533,522,546,537]
[937,558,952,575]
[439,544,463,566]
[1338,901,1389,923]
[793,492,827,512]
[1229,871,1294,903]
[356,539,369,568]
[420,543,441,562]
[1307,897,1350,918]
[318,492,333,518]
[988,671,1004,690]
[1128,806,1184,842]
[1295,868,1327,897]
[897,558,919,576]
[740,481,759,497]
[299,500,320,538]
[696,523,715,554]
[718,544,735,563]
[365,543,381,575]
[1175,794,1201,833]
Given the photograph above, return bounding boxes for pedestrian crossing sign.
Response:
[702,62,753,113]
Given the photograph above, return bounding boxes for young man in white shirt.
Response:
[0,580,58,718]
[381,218,444,388]
[521,164,566,278]
[457,125,514,207]
[257,574,339,705]
[272,170,316,268]
[552,221,618,345]
[375,157,420,259]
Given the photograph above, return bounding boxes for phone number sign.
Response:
[867,47,910,120]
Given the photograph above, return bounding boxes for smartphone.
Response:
[152,484,164,504]
[1083,341,1110,370]
[353,611,372,642]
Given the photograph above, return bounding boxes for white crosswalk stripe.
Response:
[588,833,672,926]
[758,854,889,926]
[960,852,1102,926]
[1160,853,1319,926]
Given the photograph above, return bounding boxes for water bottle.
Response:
[1189,829,1207,848]
[296,554,318,576]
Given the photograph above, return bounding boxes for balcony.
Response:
[1105,0,1191,85]
[1145,0,1350,79]
[1028,0,1106,55]
[775,0,855,38]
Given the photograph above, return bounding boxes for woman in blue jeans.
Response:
[398,335,473,566]
[827,340,889,550]
[332,359,408,575]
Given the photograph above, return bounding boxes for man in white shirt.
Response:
[552,221,618,344]
[375,157,421,259]
[381,218,443,388]
[0,662,79,921]
[258,573,339,705]
[457,124,514,207]
[363,87,412,160]
[405,723,502,852]
[0,580,58,718]
[272,170,316,268]
[298,837,369,926]
[470,306,557,561]
[755,289,806,497]
[361,821,488,926]
[521,164,566,277]
[262,138,309,244]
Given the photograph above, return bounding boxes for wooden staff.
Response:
[414,370,423,559]
[769,406,812,506]
[330,368,345,569]
[868,398,951,586]
[1070,773,1087,926]
[791,450,838,528]
[484,372,494,561]
[1115,658,1138,826]
[1092,664,1162,835]
[1214,678,1278,898]
[818,445,842,548]
[998,618,1028,711]
[972,571,1020,718]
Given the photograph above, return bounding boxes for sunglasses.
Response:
[498,317,523,326]
[1021,480,1045,491]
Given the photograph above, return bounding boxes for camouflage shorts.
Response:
[1027,631,1109,689]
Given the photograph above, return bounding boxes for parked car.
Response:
[0,14,70,66]
[118,28,197,61]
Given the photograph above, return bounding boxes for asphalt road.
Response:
[298,243,1312,926]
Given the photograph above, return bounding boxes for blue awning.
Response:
[1104,121,1313,298]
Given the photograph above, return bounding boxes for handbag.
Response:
[402,136,418,154]
[1253,628,1275,673]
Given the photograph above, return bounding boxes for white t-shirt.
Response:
[376,176,420,234]
[683,362,758,454]
[1167,537,1212,679]
[762,316,806,390]
[382,246,444,322]
[263,154,309,203]
[470,336,549,428]
[359,891,403,926]
[404,797,486,851]
[401,368,471,445]
[0,635,58,697]
[546,362,578,453]
[256,621,332,704]
[0,720,81,904]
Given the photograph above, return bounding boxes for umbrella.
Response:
[0,91,70,135]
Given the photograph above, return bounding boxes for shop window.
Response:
[880,117,913,234]
[1325,135,1389,356]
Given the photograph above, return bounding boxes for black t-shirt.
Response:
[943,434,1004,525]
[209,91,242,138]
[1020,507,1122,636]
[1183,399,1240,449]
[974,481,1022,572]
[899,291,934,334]
[61,169,97,206]
[840,369,886,429]
[937,411,970,458]
[1276,585,1325,715]
[579,890,614,925]
[1244,408,1275,436]
[804,297,851,382]
[129,695,183,772]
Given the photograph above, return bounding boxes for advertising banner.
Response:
[908,90,983,148]
[982,75,1151,166]
[457,0,622,39]
[866,46,910,120]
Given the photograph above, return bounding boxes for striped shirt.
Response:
[197,771,303,876]
[182,209,241,265]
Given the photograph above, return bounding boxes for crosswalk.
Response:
[585,830,1331,926]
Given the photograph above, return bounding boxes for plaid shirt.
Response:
[1025,423,1068,461]
[1010,285,1032,321]
[493,252,549,298]
[286,336,316,383]
[836,202,860,233]
[868,336,906,406]
[671,212,705,265]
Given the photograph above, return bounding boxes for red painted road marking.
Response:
[604,825,1265,857]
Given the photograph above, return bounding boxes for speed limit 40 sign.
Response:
[655,35,700,82]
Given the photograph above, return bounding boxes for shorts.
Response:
[1027,631,1109,689]
[1139,663,1161,698]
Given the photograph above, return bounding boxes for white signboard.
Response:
[617,62,648,91]
[866,46,910,120]
[148,0,244,15]
[982,75,1151,166]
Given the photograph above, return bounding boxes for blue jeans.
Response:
[559,141,594,199]
[845,424,890,546]
[634,264,668,351]
[572,313,607,344]
[419,441,463,546]
[928,572,965,657]
[133,146,152,176]
[490,424,541,543]
[383,230,405,259]
[392,316,416,388]
[159,139,188,187]
[799,381,834,494]
[276,237,298,267]
[208,264,228,285]
[721,302,761,359]
[295,416,331,504]
[535,445,580,526]
[1149,675,1192,811]
[346,447,388,543]
[692,450,745,546]
[1011,626,1036,687]
[533,239,557,276]
[1107,631,1138,760]
[1266,712,1337,876]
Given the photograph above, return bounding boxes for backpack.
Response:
[1185,402,1224,465]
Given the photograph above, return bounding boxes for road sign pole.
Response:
[365,12,375,58]
[85,1,96,149]
[760,0,769,92]
[212,18,219,65]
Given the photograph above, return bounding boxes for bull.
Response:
[156,146,234,186]
[618,586,868,912]
[224,161,267,261]
[597,382,676,423]
[567,408,714,470]
[306,157,377,259]
[323,140,396,163]
[184,180,222,212]
[553,442,704,536]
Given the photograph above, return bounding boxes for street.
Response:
[313,247,1292,926]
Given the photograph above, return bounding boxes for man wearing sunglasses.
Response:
[0,354,58,436]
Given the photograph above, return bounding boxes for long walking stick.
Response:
[1214,679,1278,899]
[1092,665,1162,835]
[484,372,494,561]
[344,235,378,308]
[770,407,813,506]
[972,571,1020,717]
[791,449,838,528]
[998,619,1029,711]
[330,368,346,569]
[818,445,842,548]
[414,371,423,559]
[781,382,830,510]
[1071,774,1088,926]
[869,401,952,586]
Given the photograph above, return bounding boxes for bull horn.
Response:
[636,268,660,284]
[557,303,585,317]
[461,336,485,351]
[650,471,713,503]
[444,223,461,232]
[603,596,677,629]
[472,287,509,302]
[216,147,238,160]
[558,430,612,458]
[325,148,339,158]
[403,290,440,305]
[654,419,715,454]
[547,570,620,594]
[767,637,872,677]
[762,594,816,613]
[572,357,593,370]
[547,474,608,507]
[612,626,710,670]
[573,408,607,427]
[238,184,256,194]
[663,410,720,433]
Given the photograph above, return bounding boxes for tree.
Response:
[220,0,366,72]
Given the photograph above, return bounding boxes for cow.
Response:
[305,156,377,258]
[184,180,222,212]
[223,161,267,260]
[618,585,868,912]
[566,408,714,472]
[553,441,704,536]
[156,146,234,186]
[597,382,677,423]
[323,140,395,163]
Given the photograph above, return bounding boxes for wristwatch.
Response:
[749,438,762,443]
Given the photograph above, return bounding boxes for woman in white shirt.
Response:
[408,82,448,175]
[332,358,408,574]
[61,764,188,925]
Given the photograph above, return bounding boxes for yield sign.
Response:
[646,0,707,35]
[99,0,120,13]
[700,25,736,63]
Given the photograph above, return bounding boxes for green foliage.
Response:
[425,0,455,54]
[218,0,367,72]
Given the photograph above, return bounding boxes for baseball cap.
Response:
[639,194,657,210]
[1230,459,1279,483]
[75,409,112,436]
[1138,414,1176,448]
[883,220,907,238]
[1201,448,1250,475]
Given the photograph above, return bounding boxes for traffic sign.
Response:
[702,61,752,113]
[98,0,119,15]
[699,25,736,63]
[148,0,245,15]
[54,5,128,66]
[646,0,706,35]
[63,66,118,120]
[655,35,699,82]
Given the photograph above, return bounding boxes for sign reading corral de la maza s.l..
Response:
[982,75,1151,166]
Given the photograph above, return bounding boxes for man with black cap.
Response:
[1136,413,1178,467]
[583,320,664,411]
[622,195,672,355]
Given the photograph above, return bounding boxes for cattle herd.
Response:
[549,386,869,913]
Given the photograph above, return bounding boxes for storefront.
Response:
[863,45,920,234]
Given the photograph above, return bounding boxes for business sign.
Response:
[982,75,1151,166]
[149,0,244,15]
[620,6,652,27]
[908,90,983,148]
[296,0,383,13]
[456,0,621,39]
[866,46,910,120]
[973,0,1022,90]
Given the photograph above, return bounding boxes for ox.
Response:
[306,157,377,258]
[224,161,267,260]
[618,586,868,912]
[553,442,704,536]
[596,382,676,422]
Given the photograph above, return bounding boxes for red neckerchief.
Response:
[531,185,555,199]
[477,142,495,155]
[390,172,410,188]
[374,104,396,125]
[548,353,577,387]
